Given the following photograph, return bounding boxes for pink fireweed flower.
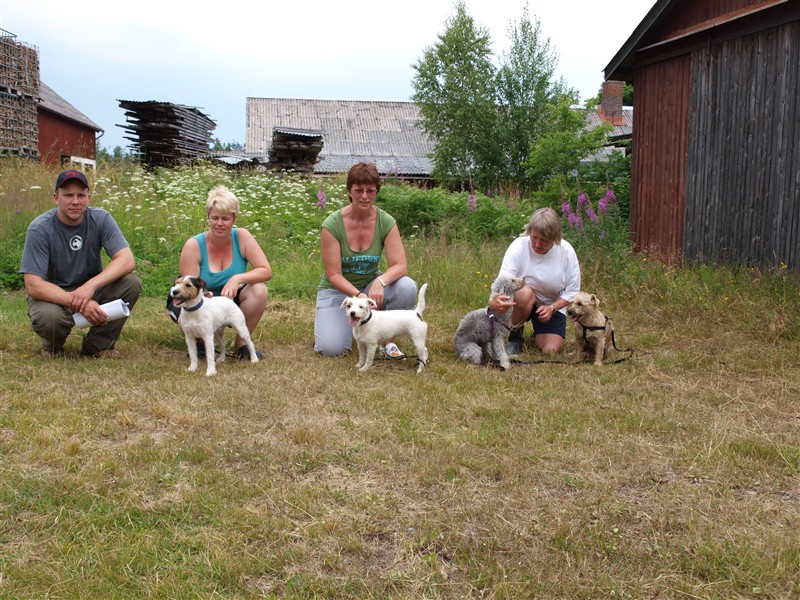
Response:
[577,192,589,209]
[561,200,573,217]
[598,188,616,214]
[585,204,598,223]
[316,188,327,208]
[568,212,584,230]
[467,177,477,211]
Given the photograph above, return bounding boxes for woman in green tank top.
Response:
[314,163,419,357]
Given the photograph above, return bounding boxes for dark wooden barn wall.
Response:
[684,20,800,269]
[630,54,691,259]
[37,111,97,167]
[656,0,770,38]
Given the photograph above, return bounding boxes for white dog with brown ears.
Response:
[341,283,429,374]
[567,291,614,366]
[169,275,259,376]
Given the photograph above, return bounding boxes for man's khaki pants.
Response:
[28,273,142,354]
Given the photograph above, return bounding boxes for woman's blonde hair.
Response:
[206,185,240,216]
[523,207,562,244]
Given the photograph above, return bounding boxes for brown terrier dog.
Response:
[567,292,614,366]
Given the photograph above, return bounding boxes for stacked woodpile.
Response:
[0,29,40,157]
[267,127,323,174]
[118,100,215,167]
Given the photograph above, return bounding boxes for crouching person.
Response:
[19,170,141,358]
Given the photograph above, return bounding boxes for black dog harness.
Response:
[484,307,538,367]
[486,307,512,339]
[575,315,634,363]
[577,315,610,343]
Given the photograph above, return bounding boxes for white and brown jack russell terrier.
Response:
[340,283,429,374]
[169,275,259,376]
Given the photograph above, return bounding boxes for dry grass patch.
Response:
[1,276,799,598]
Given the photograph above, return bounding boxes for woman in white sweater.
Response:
[487,207,581,356]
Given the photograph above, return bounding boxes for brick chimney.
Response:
[599,80,625,126]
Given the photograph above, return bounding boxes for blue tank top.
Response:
[194,228,248,296]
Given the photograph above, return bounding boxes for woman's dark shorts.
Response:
[529,309,567,338]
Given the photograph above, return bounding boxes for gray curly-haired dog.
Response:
[454,275,526,370]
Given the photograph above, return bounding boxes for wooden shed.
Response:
[605,0,800,271]
[38,81,102,168]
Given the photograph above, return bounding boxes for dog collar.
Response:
[182,298,204,312]
[359,311,373,326]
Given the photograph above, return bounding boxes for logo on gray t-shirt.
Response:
[70,235,83,251]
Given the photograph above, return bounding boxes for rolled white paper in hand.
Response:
[73,298,131,329]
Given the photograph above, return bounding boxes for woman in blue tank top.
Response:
[172,185,272,359]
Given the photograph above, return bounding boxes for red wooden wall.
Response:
[37,110,97,167]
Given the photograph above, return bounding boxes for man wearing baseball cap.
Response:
[19,170,141,357]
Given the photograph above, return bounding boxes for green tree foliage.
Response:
[495,6,575,188]
[622,83,634,106]
[97,146,129,160]
[412,2,611,196]
[411,0,500,190]
[212,138,243,152]
[97,145,135,168]
[526,96,611,187]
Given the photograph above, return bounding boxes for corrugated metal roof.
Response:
[585,106,633,141]
[38,81,102,132]
[273,126,323,138]
[246,98,434,176]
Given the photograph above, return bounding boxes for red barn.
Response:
[37,81,103,168]
[605,0,800,271]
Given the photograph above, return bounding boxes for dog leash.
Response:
[484,349,633,368]
[485,307,511,338]
[479,313,635,368]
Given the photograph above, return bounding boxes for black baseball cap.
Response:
[55,170,89,192]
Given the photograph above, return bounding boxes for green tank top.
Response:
[318,207,396,290]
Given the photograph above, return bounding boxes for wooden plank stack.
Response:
[0,29,39,158]
[266,127,323,174]
[117,100,216,167]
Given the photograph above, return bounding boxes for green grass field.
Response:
[1,160,798,598]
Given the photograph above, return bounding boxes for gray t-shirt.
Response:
[20,207,130,289]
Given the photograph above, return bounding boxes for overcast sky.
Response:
[1,0,655,151]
